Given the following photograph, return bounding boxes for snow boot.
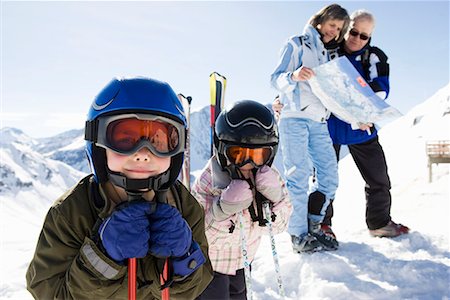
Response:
[369,220,410,238]
[309,220,339,250]
[291,233,323,253]
[321,224,337,240]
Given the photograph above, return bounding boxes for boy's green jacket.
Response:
[26,175,213,299]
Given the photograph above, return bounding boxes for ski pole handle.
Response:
[128,258,137,300]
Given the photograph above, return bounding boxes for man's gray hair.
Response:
[351,9,376,26]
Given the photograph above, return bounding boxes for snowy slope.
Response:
[0,128,86,299]
[1,84,449,299]
[252,83,450,299]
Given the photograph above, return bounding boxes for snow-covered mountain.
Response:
[34,128,90,174]
[1,84,449,299]
[1,128,85,208]
[379,83,450,187]
[0,128,85,197]
[188,105,213,172]
[0,127,87,298]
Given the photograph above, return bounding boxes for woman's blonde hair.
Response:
[309,3,350,43]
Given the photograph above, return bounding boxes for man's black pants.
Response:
[322,136,392,230]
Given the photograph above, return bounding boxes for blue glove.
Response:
[148,203,192,258]
[98,200,154,262]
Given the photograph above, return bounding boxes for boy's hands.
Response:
[98,200,153,262]
[255,165,283,203]
[148,203,192,258]
[98,201,193,262]
[148,203,205,277]
[212,180,253,220]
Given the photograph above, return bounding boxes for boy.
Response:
[26,77,213,299]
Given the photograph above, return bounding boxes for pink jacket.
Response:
[191,157,292,275]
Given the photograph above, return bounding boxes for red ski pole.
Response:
[161,258,170,300]
[128,258,137,300]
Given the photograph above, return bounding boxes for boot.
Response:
[309,220,339,250]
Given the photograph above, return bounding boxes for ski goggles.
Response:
[224,145,274,167]
[95,113,185,157]
[349,29,370,41]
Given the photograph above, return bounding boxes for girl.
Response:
[192,100,292,299]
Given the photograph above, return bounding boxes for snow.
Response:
[1,84,449,299]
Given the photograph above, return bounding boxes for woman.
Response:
[270,4,349,253]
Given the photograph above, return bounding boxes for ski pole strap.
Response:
[243,175,267,226]
[248,189,277,227]
[256,191,267,226]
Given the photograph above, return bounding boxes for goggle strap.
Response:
[85,120,99,142]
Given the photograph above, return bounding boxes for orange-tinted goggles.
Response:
[96,114,185,157]
[225,145,273,167]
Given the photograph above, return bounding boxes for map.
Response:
[309,56,401,128]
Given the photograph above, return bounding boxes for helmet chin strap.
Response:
[107,168,171,199]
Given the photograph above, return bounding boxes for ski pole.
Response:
[161,258,170,300]
[238,211,253,300]
[126,196,141,300]
[262,202,285,297]
[128,258,137,300]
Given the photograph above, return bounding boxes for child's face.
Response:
[106,147,171,179]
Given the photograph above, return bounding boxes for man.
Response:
[322,9,410,238]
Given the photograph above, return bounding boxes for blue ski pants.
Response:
[279,117,338,237]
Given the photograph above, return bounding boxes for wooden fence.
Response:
[426,140,450,182]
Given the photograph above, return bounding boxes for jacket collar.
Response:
[303,24,324,49]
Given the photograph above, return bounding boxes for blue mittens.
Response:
[148,203,205,277]
[98,201,205,277]
[148,203,192,258]
[98,200,154,262]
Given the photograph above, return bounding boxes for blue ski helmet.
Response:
[85,77,187,192]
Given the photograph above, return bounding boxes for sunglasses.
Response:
[225,145,274,167]
[95,113,185,157]
[349,29,370,41]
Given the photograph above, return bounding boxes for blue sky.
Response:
[1,1,449,138]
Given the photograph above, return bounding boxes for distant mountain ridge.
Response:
[1,104,270,176]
